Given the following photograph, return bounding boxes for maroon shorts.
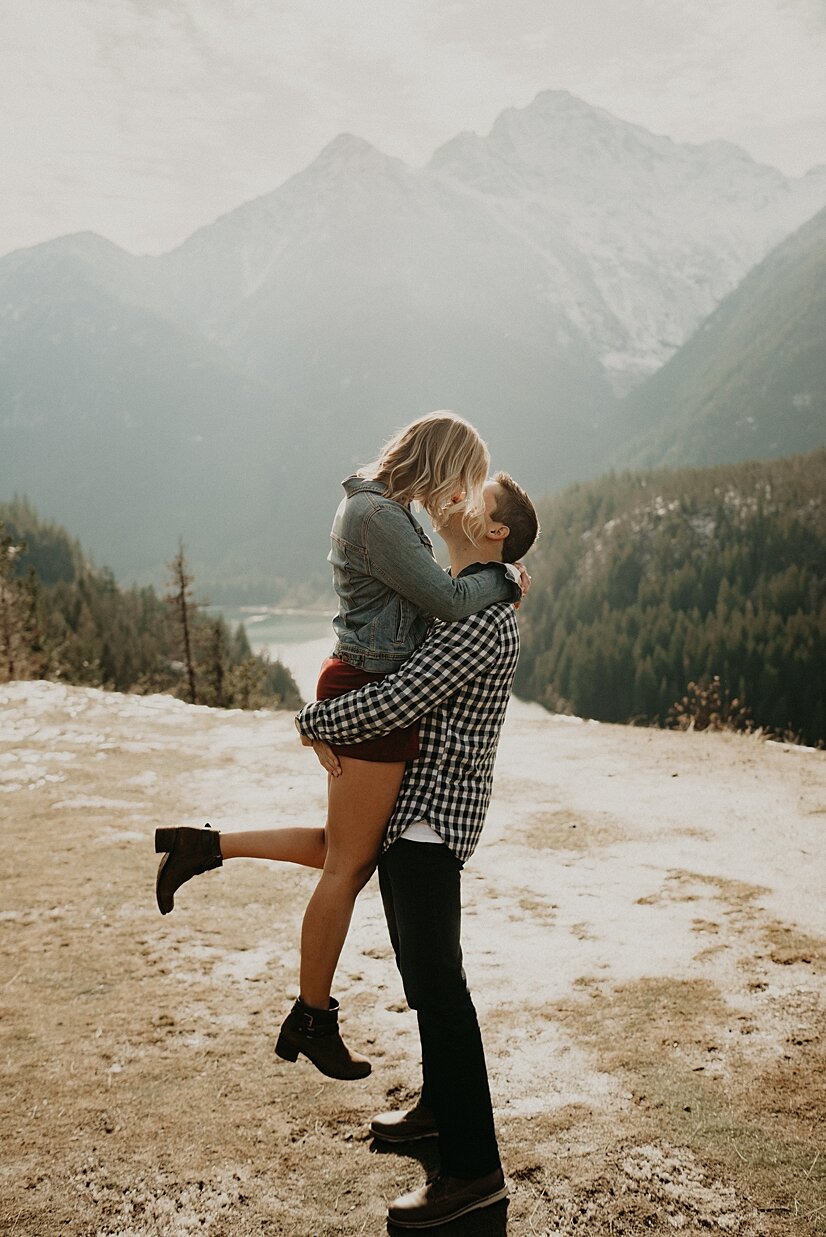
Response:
[316,657,420,763]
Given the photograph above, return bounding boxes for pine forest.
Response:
[515,449,826,746]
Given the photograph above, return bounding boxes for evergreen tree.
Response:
[204,618,230,708]
[0,525,31,681]
[165,540,199,704]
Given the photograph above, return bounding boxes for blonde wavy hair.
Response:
[361,411,491,542]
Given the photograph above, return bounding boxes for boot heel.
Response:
[275,1033,299,1063]
[155,828,177,853]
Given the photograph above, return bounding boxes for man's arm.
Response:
[297,609,504,746]
[364,505,522,621]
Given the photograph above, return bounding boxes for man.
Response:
[296,472,539,1230]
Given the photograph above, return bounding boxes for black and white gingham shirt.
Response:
[297,594,520,863]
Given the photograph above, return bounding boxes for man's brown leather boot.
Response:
[370,1101,438,1143]
[387,1167,508,1228]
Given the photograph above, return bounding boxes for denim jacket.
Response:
[329,475,520,672]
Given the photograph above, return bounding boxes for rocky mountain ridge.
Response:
[612,204,826,469]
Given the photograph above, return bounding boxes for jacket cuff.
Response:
[502,562,522,596]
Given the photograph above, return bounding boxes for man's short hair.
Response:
[492,472,539,562]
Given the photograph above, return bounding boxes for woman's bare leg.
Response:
[299,756,404,1010]
[220,828,327,869]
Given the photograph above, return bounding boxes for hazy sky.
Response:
[3,0,825,257]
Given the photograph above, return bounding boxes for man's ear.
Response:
[487,522,509,544]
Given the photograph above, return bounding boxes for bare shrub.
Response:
[667,675,753,734]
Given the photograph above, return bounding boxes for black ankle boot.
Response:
[275,996,372,1080]
[154,824,222,914]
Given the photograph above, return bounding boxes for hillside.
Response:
[516,450,826,745]
[1,679,823,1234]
[0,501,301,708]
[0,496,86,584]
[1,91,825,586]
[610,206,826,469]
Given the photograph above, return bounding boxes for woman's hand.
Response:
[312,739,342,778]
[514,560,532,609]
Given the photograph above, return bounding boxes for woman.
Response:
[154,412,522,1078]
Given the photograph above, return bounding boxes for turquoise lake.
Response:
[214,608,335,702]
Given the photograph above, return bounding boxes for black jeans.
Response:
[378,839,501,1179]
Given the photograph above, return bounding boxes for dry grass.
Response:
[1,683,824,1235]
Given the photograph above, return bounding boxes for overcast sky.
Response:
[2,0,825,257]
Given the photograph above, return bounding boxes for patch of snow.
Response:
[51,795,143,811]
[126,771,158,787]
[94,828,147,844]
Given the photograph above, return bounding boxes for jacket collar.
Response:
[342,474,388,497]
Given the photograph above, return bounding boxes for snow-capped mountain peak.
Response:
[425,91,826,387]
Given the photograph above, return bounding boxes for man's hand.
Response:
[312,739,342,777]
[296,714,342,775]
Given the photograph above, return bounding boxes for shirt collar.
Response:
[455,561,521,588]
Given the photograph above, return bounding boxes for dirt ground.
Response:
[0,680,824,1236]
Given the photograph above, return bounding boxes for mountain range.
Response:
[2,90,825,587]
[610,204,826,469]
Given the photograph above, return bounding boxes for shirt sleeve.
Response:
[364,503,520,621]
[297,609,504,744]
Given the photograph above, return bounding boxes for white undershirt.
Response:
[400,818,444,844]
